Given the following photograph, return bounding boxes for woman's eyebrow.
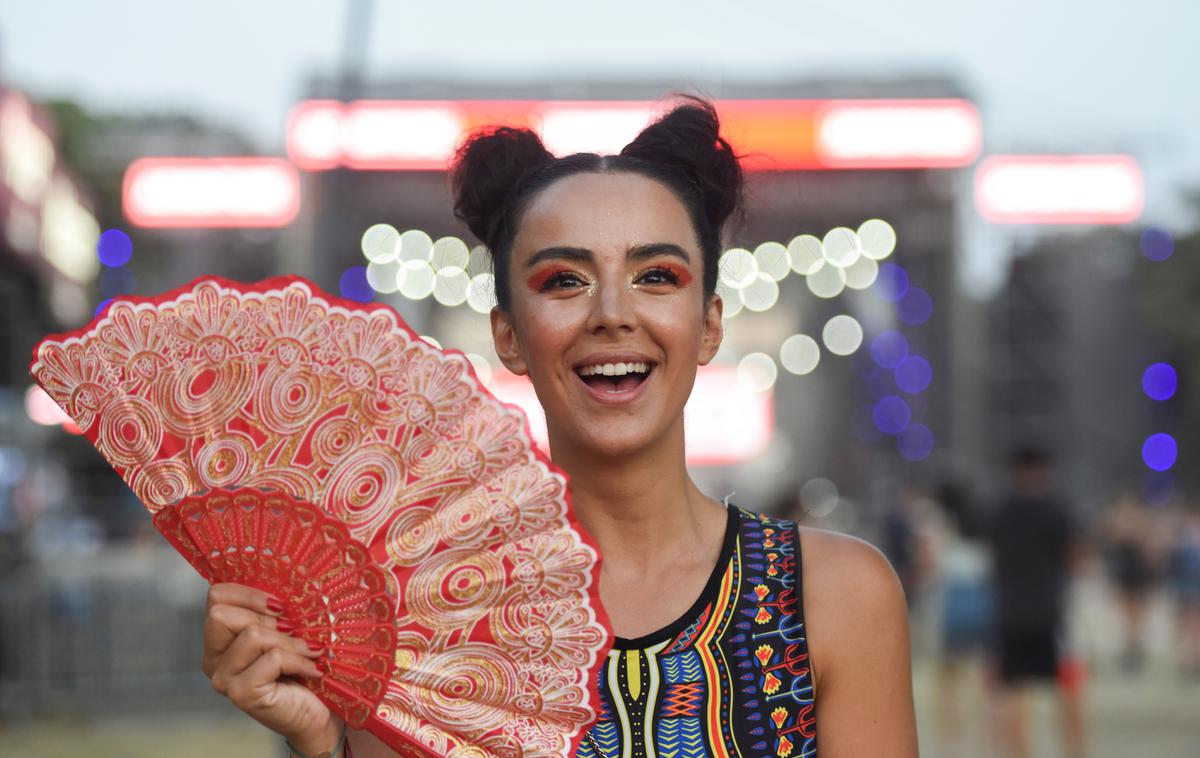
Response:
[628,242,691,263]
[526,243,691,268]
[527,246,593,268]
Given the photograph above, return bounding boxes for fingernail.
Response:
[307,640,325,653]
[266,597,284,614]
[276,618,294,633]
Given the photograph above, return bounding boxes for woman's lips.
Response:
[574,365,655,405]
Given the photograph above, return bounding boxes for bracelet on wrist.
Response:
[286,723,348,758]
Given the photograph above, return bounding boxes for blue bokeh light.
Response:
[97,228,133,267]
[1142,433,1177,471]
[339,266,373,303]
[874,263,910,302]
[1139,226,1174,262]
[872,395,911,435]
[1142,362,1177,401]
[897,423,934,461]
[94,298,114,318]
[898,286,933,326]
[894,356,933,394]
[870,331,909,369]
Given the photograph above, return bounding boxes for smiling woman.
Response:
[200,95,918,758]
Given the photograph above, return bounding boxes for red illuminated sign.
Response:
[286,98,982,172]
[975,155,1144,224]
[123,157,301,228]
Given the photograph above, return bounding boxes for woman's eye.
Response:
[637,267,682,286]
[542,271,588,290]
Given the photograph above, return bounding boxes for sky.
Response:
[2,0,1197,290]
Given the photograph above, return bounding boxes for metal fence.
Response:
[0,543,226,722]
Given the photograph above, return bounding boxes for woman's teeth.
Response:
[577,362,650,377]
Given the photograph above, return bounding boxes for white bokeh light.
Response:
[822,227,861,268]
[822,315,864,356]
[399,259,436,299]
[858,218,897,260]
[780,334,821,375]
[740,273,780,312]
[788,234,824,275]
[397,229,434,262]
[467,244,492,276]
[805,261,848,299]
[753,241,791,282]
[467,272,497,314]
[432,265,470,306]
[800,477,840,517]
[843,255,880,290]
[715,279,745,319]
[718,248,758,289]
[431,236,470,271]
[366,259,402,293]
[737,352,778,393]
[361,223,399,263]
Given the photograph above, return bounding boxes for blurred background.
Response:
[2,1,1199,756]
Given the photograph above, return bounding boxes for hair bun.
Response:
[451,126,555,245]
[619,95,744,234]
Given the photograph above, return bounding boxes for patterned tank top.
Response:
[576,504,817,758]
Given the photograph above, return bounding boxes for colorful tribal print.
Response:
[577,505,817,758]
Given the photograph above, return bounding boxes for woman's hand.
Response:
[203,583,344,755]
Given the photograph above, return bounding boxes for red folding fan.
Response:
[29,275,612,757]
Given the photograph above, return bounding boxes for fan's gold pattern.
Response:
[30,276,611,757]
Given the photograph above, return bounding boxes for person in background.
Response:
[925,481,994,757]
[985,448,1085,758]
[1168,497,1200,677]
[1101,492,1160,672]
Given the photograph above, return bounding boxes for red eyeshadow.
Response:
[659,263,693,286]
[526,268,569,292]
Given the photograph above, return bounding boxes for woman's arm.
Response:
[800,528,919,757]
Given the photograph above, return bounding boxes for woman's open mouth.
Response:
[575,361,654,395]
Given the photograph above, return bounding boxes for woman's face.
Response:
[491,171,723,459]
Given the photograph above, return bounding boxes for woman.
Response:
[202,96,918,757]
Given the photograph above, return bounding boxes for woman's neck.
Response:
[546,420,725,579]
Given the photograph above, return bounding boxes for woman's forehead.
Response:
[514,171,699,256]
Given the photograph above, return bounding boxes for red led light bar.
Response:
[975,155,1144,224]
[286,98,982,172]
[123,157,301,228]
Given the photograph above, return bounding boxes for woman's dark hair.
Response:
[450,94,744,311]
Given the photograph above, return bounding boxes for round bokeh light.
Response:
[97,228,133,267]
[822,315,864,356]
[1139,225,1174,262]
[1142,433,1177,471]
[870,331,909,369]
[894,355,933,394]
[737,352,778,393]
[897,423,934,461]
[872,395,911,435]
[1142,362,1177,401]
[875,263,910,302]
[339,266,373,303]
[780,334,821,375]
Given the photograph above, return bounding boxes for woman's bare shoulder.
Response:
[795,527,908,674]
[796,526,918,754]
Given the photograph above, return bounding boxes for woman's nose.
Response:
[585,278,636,334]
